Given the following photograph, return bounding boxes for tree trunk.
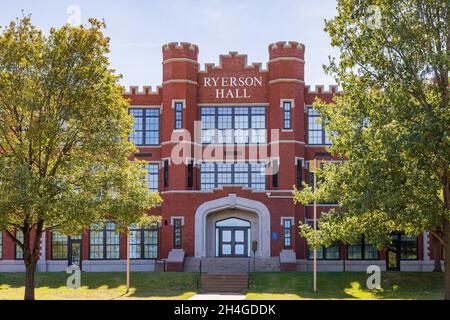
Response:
[24,259,37,300]
[433,235,442,272]
[444,221,450,300]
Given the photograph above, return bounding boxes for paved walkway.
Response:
[188,293,246,300]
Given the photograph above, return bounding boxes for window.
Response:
[174,102,183,129]
[129,224,158,259]
[200,162,266,191]
[296,159,303,188]
[173,219,182,248]
[347,236,379,260]
[89,223,120,260]
[145,164,159,192]
[272,159,279,188]
[283,101,292,129]
[201,107,266,144]
[129,108,160,146]
[187,161,194,188]
[307,107,331,145]
[306,221,340,260]
[283,219,292,248]
[163,160,169,188]
[52,232,68,260]
[400,235,418,260]
[15,229,24,260]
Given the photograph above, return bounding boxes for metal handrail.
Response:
[197,259,202,289]
[247,259,251,288]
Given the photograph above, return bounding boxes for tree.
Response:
[294,0,449,298]
[0,17,162,300]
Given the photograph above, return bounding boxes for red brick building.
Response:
[0,42,436,273]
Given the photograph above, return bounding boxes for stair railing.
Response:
[247,259,251,289]
[197,259,202,289]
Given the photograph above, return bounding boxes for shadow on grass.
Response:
[247,272,444,300]
[0,272,199,300]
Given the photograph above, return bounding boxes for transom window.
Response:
[200,162,266,191]
[307,107,331,145]
[89,223,120,260]
[144,164,159,192]
[129,224,158,259]
[216,218,251,228]
[201,107,266,144]
[129,108,160,146]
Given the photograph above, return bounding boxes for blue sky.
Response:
[0,0,339,87]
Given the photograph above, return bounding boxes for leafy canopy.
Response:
[294,0,449,249]
[0,17,162,237]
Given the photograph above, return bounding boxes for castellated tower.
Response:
[161,42,199,191]
[268,41,306,191]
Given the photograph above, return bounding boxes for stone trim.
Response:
[269,79,305,85]
[163,80,198,86]
[170,216,186,226]
[194,194,271,257]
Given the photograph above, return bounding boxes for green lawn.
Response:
[0,272,444,300]
[0,272,198,300]
[247,272,445,300]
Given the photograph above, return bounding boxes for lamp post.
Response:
[308,159,319,293]
[126,226,130,294]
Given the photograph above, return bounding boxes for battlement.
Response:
[305,85,340,94]
[163,42,199,61]
[269,41,305,60]
[122,85,162,96]
[199,52,268,73]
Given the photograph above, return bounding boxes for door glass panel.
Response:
[388,251,398,269]
[222,230,232,242]
[235,230,244,242]
[71,243,81,267]
[235,244,244,255]
[222,244,232,255]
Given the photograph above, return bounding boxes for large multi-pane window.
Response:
[52,232,69,260]
[129,224,158,259]
[307,107,331,145]
[200,162,266,191]
[174,102,184,129]
[129,108,160,146]
[308,243,341,260]
[15,229,24,260]
[400,235,418,260]
[347,237,379,260]
[89,223,120,260]
[201,107,266,144]
[306,220,340,260]
[283,101,292,129]
[145,164,159,192]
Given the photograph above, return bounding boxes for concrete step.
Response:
[200,274,249,293]
[184,257,280,273]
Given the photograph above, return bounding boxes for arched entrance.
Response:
[194,194,271,257]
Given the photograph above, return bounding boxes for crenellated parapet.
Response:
[269,41,305,60]
[199,51,268,74]
[122,85,163,96]
[305,85,340,94]
[163,42,199,61]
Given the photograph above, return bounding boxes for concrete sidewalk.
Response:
[188,294,246,300]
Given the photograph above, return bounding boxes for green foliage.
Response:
[0,17,162,239]
[294,0,449,248]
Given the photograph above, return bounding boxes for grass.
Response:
[0,272,198,300]
[247,272,445,300]
[0,272,444,300]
